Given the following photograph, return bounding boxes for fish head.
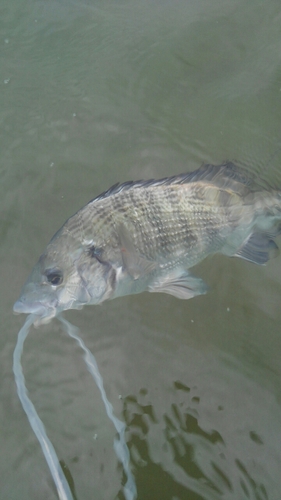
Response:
[13,228,116,324]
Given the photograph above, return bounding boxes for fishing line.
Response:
[13,314,73,500]
[58,315,137,500]
[13,313,137,500]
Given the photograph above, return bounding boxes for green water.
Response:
[2,0,281,498]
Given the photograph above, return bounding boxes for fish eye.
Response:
[45,269,63,286]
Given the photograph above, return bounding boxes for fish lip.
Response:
[13,299,56,319]
[13,299,57,326]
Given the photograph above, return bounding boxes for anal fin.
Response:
[234,232,279,265]
[148,270,208,300]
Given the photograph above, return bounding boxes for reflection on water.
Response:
[121,355,280,500]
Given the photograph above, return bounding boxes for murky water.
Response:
[2,0,281,498]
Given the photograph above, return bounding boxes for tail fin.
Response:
[234,232,279,265]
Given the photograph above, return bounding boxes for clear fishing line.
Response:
[13,314,137,500]
[13,314,74,500]
[58,315,137,500]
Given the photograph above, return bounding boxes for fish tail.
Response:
[226,189,281,266]
[249,190,281,263]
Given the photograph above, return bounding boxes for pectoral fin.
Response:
[234,232,279,265]
[148,271,208,300]
[118,223,157,279]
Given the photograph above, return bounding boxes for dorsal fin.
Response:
[190,161,259,195]
[89,162,259,205]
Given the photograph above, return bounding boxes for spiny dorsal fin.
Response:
[189,161,259,195]
[90,162,259,205]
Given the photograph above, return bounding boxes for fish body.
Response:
[14,162,281,323]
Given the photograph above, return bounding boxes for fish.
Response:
[13,161,281,324]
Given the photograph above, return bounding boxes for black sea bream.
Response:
[14,162,281,323]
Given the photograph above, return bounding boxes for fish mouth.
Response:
[13,300,46,315]
[13,299,57,325]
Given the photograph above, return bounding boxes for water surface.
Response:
[1,0,281,498]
